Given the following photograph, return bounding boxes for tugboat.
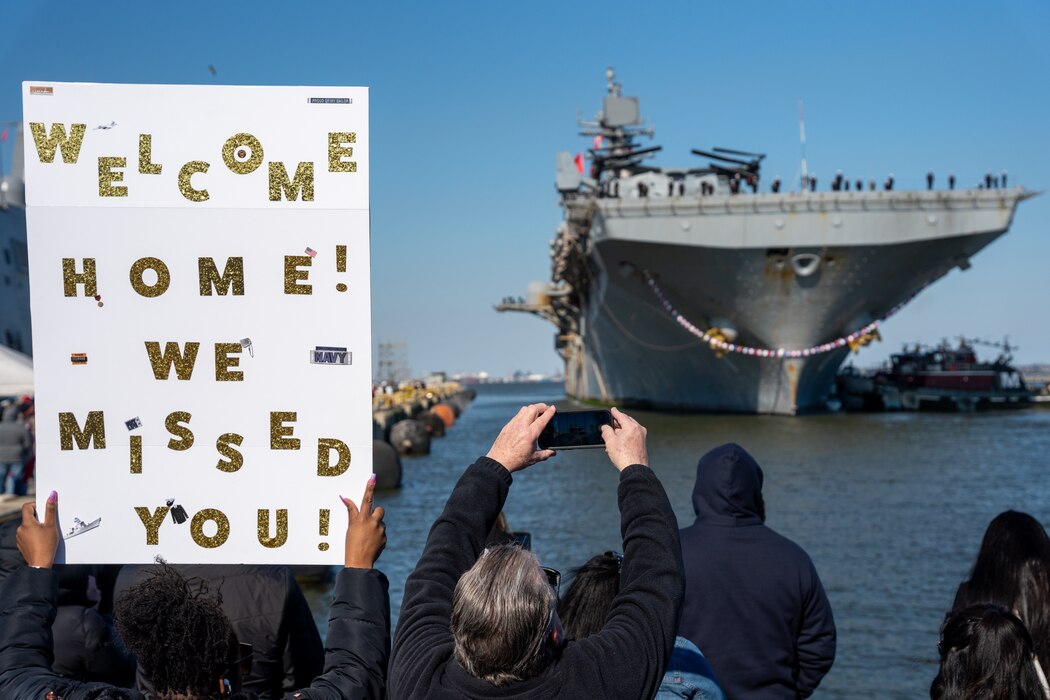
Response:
[837,339,1036,412]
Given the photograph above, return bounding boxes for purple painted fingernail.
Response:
[47,490,58,504]
[368,473,376,485]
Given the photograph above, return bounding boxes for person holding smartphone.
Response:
[389,404,684,700]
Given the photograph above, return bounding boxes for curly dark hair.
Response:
[113,564,234,697]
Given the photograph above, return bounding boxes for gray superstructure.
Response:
[0,123,31,356]
[499,70,1036,414]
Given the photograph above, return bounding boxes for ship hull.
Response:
[563,189,1030,414]
[0,207,32,357]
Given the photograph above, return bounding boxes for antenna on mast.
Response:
[798,99,808,192]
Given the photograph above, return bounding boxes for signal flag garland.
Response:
[643,270,926,359]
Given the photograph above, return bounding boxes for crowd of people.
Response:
[0,403,1045,698]
[0,395,34,497]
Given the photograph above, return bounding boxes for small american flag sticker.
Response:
[305,247,318,258]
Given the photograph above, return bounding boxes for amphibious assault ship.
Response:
[499,70,1036,414]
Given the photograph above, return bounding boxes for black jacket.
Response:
[113,564,323,698]
[0,565,390,699]
[388,456,683,699]
[678,443,835,700]
[52,564,136,686]
[52,605,136,686]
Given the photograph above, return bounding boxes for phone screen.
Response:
[537,409,614,450]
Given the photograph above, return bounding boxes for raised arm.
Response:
[568,408,685,699]
[0,493,122,698]
[389,404,555,696]
[299,476,391,699]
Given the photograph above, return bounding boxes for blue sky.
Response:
[2,1,1048,377]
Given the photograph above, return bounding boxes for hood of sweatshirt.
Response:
[691,442,764,526]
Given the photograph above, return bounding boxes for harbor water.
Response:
[304,382,1050,698]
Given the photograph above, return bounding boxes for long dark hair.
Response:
[931,604,1044,699]
[557,553,621,641]
[954,511,1050,676]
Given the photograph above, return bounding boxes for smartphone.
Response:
[537,409,614,450]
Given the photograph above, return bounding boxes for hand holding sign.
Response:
[17,491,60,569]
[342,474,386,569]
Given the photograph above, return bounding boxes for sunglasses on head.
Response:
[605,551,624,572]
[541,566,561,595]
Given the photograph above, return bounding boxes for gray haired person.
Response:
[388,404,683,699]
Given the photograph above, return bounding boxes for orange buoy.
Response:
[432,403,456,428]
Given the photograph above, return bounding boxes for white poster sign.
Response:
[23,82,371,564]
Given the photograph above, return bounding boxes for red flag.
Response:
[574,153,584,173]
[0,128,7,142]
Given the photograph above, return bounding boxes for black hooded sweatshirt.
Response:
[678,443,835,700]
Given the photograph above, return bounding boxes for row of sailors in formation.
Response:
[823,170,1008,192]
[603,170,1011,198]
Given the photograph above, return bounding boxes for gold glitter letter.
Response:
[222,133,264,175]
[130,435,142,474]
[138,134,162,175]
[98,157,129,197]
[328,132,357,173]
[270,412,299,450]
[58,411,106,450]
[129,257,171,298]
[257,509,288,548]
[61,258,98,297]
[268,161,315,201]
[165,411,194,451]
[190,509,230,549]
[283,256,312,295]
[96,154,128,196]
[144,341,200,380]
[198,257,245,296]
[134,506,169,545]
[215,433,244,472]
[29,122,86,164]
[317,438,350,477]
[178,161,210,202]
[214,343,243,382]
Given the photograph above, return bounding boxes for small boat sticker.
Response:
[66,517,101,539]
